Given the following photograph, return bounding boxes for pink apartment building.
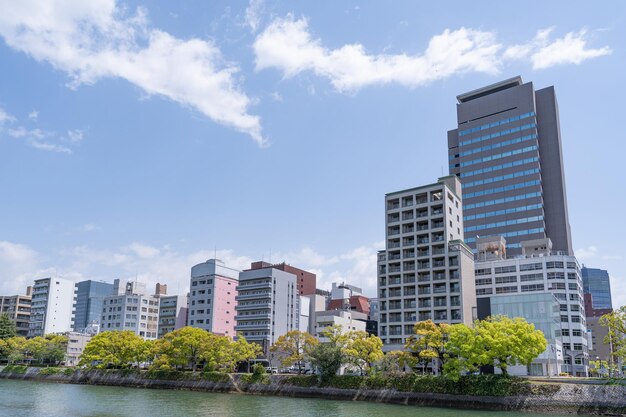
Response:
[189,259,239,337]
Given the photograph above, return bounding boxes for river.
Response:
[0,379,557,417]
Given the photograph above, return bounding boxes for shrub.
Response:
[201,371,230,383]
[281,375,318,387]
[1,364,27,374]
[38,367,62,376]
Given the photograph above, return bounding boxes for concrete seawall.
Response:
[1,367,625,415]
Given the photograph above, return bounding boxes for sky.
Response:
[0,0,625,306]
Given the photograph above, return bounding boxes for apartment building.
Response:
[235,264,300,355]
[377,176,476,350]
[189,259,238,336]
[474,236,588,376]
[448,76,573,255]
[158,294,188,338]
[100,280,159,340]
[28,277,75,338]
[0,288,31,337]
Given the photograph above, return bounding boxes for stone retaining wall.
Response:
[1,367,625,415]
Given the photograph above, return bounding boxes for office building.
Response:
[0,288,32,337]
[474,236,588,376]
[158,294,188,338]
[100,280,159,340]
[65,331,94,367]
[478,292,563,376]
[448,76,573,255]
[300,293,327,334]
[28,277,75,338]
[72,280,115,332]
[582,267,613,311]
[189,259,238,336]
[377,176,477,350]
[235,263,300,355]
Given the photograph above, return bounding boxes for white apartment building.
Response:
[474,236,588,376]
[377,176,477,350]
[100,279,159,340]
[314,310,367,341]
[235,265,300,355]
[158,294,188,338]
[28,277,75,338]
[189,259,239,337]
[65,331,93,367]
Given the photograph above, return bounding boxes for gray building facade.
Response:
[72,280,115,332]
[582,267,613,310]
[448,76,573,255]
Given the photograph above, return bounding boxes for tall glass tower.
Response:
[448,76,573,255]
[582,267,613,310]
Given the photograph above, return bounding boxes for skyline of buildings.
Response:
[0,76,618,377]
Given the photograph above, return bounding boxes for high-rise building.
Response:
[448,76,573,255]
[249,261,317,296]
[189,259,239,336]
[28,277,75,337]
[158,294,188,338]
[0,288,31,337]
[377,176,477,350]
[72,280,115,332]
[100,279,159,340]
[235,264,300,355]
[474,236,588,376]
[327,282,370,315]
[582,267,613,311]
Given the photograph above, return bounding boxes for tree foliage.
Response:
[599,306,626,377]
[405,320,450,373]
[79,330,146,368]
[270,330,318,373]
[0,314,17,340]
[343,331,384,375]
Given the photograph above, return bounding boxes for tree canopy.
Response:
[270,330,318,373]
[0,314,17,340]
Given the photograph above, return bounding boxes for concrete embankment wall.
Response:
[1,367,625,415]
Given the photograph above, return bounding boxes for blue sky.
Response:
[0,0,624,305]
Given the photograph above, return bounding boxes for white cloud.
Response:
[65,129,84,143]
[0,0,265,146]
[0,105,77,154]
[504,28,612,70]
[0,239,382,300]
[28,110,39,120]
[83,223,99,232]
[0,107,16,124]
[270,91,283,102]
[244,0,264,33]
[254,17,611,92]
[575,245,598,261]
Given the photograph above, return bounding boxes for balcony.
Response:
[235,292,271,301]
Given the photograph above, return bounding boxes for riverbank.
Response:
[1,366,625,415]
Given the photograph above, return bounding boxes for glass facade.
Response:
[489,293,560,341]
[581,267,613,310]
[73,280,115,332]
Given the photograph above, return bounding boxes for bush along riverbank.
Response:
[2,366,626,415]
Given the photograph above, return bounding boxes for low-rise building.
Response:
[65,331,94,367]
[0,288,32,337]
[314,310,367,341]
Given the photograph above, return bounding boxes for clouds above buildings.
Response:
[0,0,266,146]
[253,16,612,92]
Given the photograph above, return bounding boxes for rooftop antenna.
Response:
[214,246,217,260]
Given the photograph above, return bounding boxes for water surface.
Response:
[0,379,557,417]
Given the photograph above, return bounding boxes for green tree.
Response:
[0,338,10,362]
[443,323,481,379]
[270,330,318,373]
[159,327,212,371]
[5,337,27,364]
[26,336,48,364]
[405,320,450,374]
[79,331,145,368]
[472,316,547,376]
[307,342,344,383]
[343,331,383,375]
[0,314,16,340]
[599,307,626,378]
[229,335,262,372]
